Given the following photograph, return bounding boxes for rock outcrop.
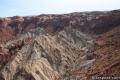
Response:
[0,10,120,80]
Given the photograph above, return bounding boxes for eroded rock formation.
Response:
[0,10,120,80]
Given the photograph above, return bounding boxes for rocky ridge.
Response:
[0,10,120,80]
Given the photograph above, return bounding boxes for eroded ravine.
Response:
[0,10,120,80]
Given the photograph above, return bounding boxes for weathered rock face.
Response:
[1,10,120,42]
[0,10,120,80]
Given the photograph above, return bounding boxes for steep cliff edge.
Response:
[0,10,120,80]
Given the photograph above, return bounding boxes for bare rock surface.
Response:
[0,10,120,80]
